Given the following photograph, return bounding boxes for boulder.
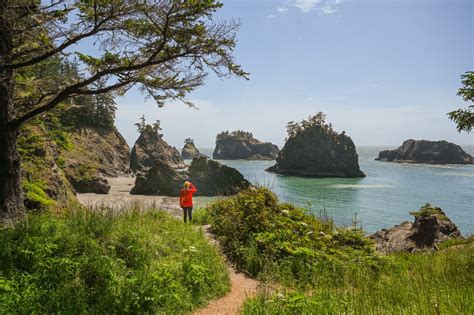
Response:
[130,129,185,172]
[376,139,473,164]
[130,160,184,196]
[188,156,251,195]
[371,204,462,254]
[266,116,365,178]
[181,141,208,159]
[130,157,251,196]
[66,175,110,194]
[213,131,279,160]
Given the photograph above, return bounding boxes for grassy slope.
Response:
[0,207,229,314]
[200,188,473,314]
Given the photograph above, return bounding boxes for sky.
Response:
[114,0,473,149]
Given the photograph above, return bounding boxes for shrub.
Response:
[0,207,229,313]
[206,187,381,288]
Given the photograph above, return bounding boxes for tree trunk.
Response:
[0,2,25,222]
[0,123,24,222]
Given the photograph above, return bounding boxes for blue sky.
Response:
[115,0,473,149]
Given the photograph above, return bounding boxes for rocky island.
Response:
[130,118,186,172]
[375,139,473,164]
[213,130,279,160]
[181,138,208,159]
[267,112,365,177]
[131,157,251,196]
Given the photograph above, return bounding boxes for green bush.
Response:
[0,207,229,313]
[206,187,381,288]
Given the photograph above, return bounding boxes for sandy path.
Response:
[77,177,260,315]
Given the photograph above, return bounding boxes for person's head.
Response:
[184,181,190,189]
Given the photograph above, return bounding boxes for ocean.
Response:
[193,146,474,235]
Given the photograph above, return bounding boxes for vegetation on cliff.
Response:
[0,207,229,313]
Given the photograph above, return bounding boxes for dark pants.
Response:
[182,206,193,223]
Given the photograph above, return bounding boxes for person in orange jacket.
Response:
[179,181,197,223]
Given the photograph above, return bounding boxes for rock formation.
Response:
[213,130,279,160]
[130,127,185,172]
[371,204,462,254]
[181,139,208,159]
[267,113,365,177]
[61,127,130,194]
[131,157,251,196]
[376,139,473,164]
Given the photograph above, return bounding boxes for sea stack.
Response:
[130,123,185,172]
[181,138,208,159]
[376,139,473,164]
[131,157,251,196]
[213,130,279,160]
[266,112,365,178]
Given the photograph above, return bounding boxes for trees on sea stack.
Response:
[0,0,247,220]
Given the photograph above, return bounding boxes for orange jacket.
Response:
[179,183,197,207]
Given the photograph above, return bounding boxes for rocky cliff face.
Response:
[267,117,365,178]
[131,157,251,196]
[371,204,462,254]
[213,131,279,160]
[130,130,185,172]
[60,127,130,194]
[376,139,473,164]
[181,141,207,159]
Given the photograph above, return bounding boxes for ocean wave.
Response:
[329,184,394,189]
[436,172,474,178]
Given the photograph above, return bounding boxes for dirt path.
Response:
[194,226,259,315]
[77,177,260,315]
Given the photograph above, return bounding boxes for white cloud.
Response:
[319,4,337,15]
[277,7,288,13]
[267,14,276,19]
[294,0,342,14]
[295,0,321,13]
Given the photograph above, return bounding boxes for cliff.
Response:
[130,129,185,172]
[181,141,208,159]
[376,139,473,164]
[213,131,279,160]
[60,127,130,194]
[131,156,251,196]
[267,114,365,177]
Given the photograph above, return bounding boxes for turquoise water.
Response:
[192,146,474,234]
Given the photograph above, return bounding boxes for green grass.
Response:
[243,240,474,314]
[0,206,229,314]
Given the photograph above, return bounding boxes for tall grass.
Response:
[243,241,474,314]
[0,205,229,314]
